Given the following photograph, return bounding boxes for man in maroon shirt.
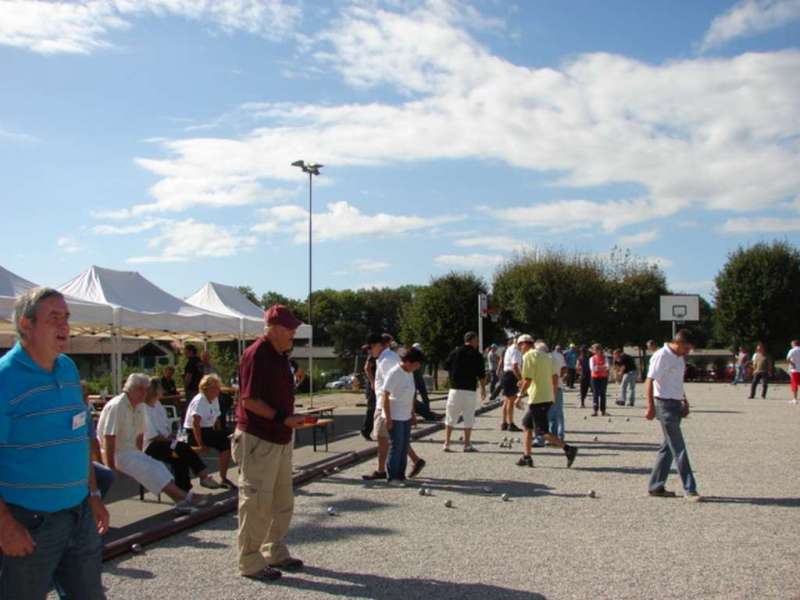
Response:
[232,304,306,582]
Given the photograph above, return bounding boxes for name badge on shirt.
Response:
[72,411,87,431]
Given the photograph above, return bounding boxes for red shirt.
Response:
[237,337,295,445]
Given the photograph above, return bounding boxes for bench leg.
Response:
[312,425,317,452]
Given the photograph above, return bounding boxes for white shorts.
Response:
[116,450,173,495]
[445,389,477,429]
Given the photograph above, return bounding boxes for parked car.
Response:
[325,375,357,390]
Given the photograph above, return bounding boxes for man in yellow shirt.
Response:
[515,337,578,468]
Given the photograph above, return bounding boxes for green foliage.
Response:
[399,272,488,367]
[237,286,260,306]
[714,241,800,357]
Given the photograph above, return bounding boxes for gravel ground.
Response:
[97,383,800,600]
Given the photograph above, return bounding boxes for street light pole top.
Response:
[291,160,324,176]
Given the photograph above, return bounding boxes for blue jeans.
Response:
[0,498,105,600]
[591,378,608,413]
[548,388,565,439]
[619,371,637,406]
[93,462,114,499]
[733,365,744,385]
[386,419,411,481]
[648,400,697,494]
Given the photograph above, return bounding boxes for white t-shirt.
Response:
[503,346,522,372]
[374,348,401,418]
[787,347,800,373]
[183,393,221,429]
[381,364,415,421]
[144,401,171,447]
[96,393,145,454]
[737,351,748,365]
[647,343,686,400]
[551,352,566,389]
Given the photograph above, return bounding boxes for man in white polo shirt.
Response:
[645,329,701,501]
[499,335,523,432]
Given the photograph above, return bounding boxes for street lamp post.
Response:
[291,160,323,407]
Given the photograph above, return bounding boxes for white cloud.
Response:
[434,253,505,269]
[57,236,83,253]
[126,218,257,263]
[701,0,800,51]
[91,219,166,235]
[253,200,463,242]
[0,125,40,143]
[352,259,390,273]
[455,236,528,252]
[618,229,659,247]
[644,256,674,269]
[721,216,800,233]
[0,0,302,54]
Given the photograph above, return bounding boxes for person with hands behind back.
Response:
[645,329,702,502]
[232,304,307,583]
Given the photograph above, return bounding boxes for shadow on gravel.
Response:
[573,441,660,453]
[702,496,800,507]
[277,566,547,599]
[574,466,651,475]
[104,560,156,580]
[690,410,743,414]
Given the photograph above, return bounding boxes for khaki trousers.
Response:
[231,429,294,575]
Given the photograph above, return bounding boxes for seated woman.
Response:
[143,377,222,491]
[159,365,179,397]
[184,374,235,489]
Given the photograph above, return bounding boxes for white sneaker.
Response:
[174,499,198,515]
[186,491,210,507]
[387,479,406,487]
[790,399,798,405]
[442,444,452,452]
[199,476,223,490]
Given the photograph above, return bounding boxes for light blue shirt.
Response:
[0,343,90,512]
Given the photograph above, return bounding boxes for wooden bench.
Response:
[296,404,337,440]
[294,418,334,452]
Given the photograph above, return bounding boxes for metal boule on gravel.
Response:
[587,490,597,498]
[131,543,143,554]
[327,506,337,516]
[419,487,426,496]
[501,493,509,502]
[584,416,588,420]
[593,436,599,441]
[444,500,453,508]
[424,488,432,496]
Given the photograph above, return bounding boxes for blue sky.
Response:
[1,0,799,303]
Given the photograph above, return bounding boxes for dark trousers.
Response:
[579,376,591,405]
[362,388,376,438]
[414,399,438,420]
[749,372,768,398]
[566,368,577,389]
[413,370,430,406]
[591,377,608,413]
[145,440,207,491]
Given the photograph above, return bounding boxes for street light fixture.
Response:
[291,159,323,407]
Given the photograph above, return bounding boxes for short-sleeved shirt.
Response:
[647,343,685,400]
[237,337,295,445]
[787,347,800,373]
[487,350,499,371]
[382,364,415,421]
[615,353,637,374]
[503,346,522,372]
[521,348,555,404]
[590,354,609,379]
[551,352,566,389]
[0,343,89,512]
[565,349,578,369]
[160,376,178,396]
[96,393,146,454]
[374,348,401,418]
[184,356,204,398]
[578,354,590,375]
[144,400,171,447]
[445,345,486,391]
[184,393,221,429]
[752,352,769,374]
[737,351,748,366]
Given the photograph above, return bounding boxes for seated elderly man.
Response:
[97,373,208,514]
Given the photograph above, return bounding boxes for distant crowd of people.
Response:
[2,286,799,597]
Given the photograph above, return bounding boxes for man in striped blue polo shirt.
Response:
[0,288,108,599]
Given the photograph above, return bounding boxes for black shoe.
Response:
[220,478,238,490]
[362,471,386,481]
[648,488,677,498]
[508,423,522,432]
[516,455,534,468]
[565,445,578,468]
[408,459,426,479]
[501,422,509,431]
[244,566,282,581]
[615,401,625,406]
[270,558,304,572]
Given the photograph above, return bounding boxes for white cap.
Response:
[516,334,534,344]
[412,342,422,350]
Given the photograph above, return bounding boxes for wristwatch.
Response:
[89,489,102,498]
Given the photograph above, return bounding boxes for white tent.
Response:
[58,266,240,339]
[186,281,311,341]
[0,264,114,335]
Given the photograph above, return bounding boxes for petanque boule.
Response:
[587,490,597,498]
[593,436,599,441]
[444,499,453,508]
[131,543,143,554]
[626,417,631,422]
[419,487,426,496]
[501,493,509,502]
[327,506,337,516]
[424,488,432,496]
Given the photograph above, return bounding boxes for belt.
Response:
[655,397,683,402]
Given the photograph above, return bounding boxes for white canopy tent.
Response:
[186,282,311,355]
[58,266,244,391]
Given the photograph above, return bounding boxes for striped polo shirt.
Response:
[0,342,89,512]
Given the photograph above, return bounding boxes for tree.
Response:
[492,250,608,345]
[237,286,260,306]
[400,272,488,375]
[714,241,800,357]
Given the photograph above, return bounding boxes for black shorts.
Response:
[501,371,519,397]
[522,402,553,434]
[188,427,231,452]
